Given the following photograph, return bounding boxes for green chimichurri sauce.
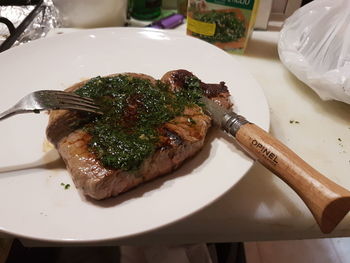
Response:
[75,75,203,171]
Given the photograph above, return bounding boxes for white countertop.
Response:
[15,27,350,246]
[120,29,350,245]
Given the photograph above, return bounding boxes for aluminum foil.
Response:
[0,0,60,48]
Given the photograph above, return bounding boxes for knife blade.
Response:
[201,96,350,234]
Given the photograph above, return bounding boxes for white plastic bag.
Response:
[278,0,350,104]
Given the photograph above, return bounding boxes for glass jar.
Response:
[131,0,162,20]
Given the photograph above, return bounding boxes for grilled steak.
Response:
[46,70,232,200]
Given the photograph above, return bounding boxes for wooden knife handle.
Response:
[234,123,350,233]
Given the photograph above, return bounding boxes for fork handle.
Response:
[0,107,32,121]
[225,118,350,233]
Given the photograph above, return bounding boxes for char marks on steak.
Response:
[161,69,232,109]
[46,70,232,200]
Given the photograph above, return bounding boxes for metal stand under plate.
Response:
[0,0,45,52]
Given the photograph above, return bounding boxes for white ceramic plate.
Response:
[0,28,269,243]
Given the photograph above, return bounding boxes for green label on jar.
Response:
[206,0,255,10]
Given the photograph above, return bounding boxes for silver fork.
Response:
[0,90,102,121]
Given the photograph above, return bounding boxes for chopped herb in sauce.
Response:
[61,183,70,189]
[75,75,203,171]
[289,120,300,124]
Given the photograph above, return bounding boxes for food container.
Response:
[186,0,259,54]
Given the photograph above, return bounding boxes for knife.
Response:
[201,96,350,234]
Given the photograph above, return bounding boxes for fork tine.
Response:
[52,91,96,103]
[59,100,100,110]
[52,90,93,99]
[59,104,102,114]
[59,102,102,113]
[49,91,102,112]
[41,90,102,114]
[55,94,98,107]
